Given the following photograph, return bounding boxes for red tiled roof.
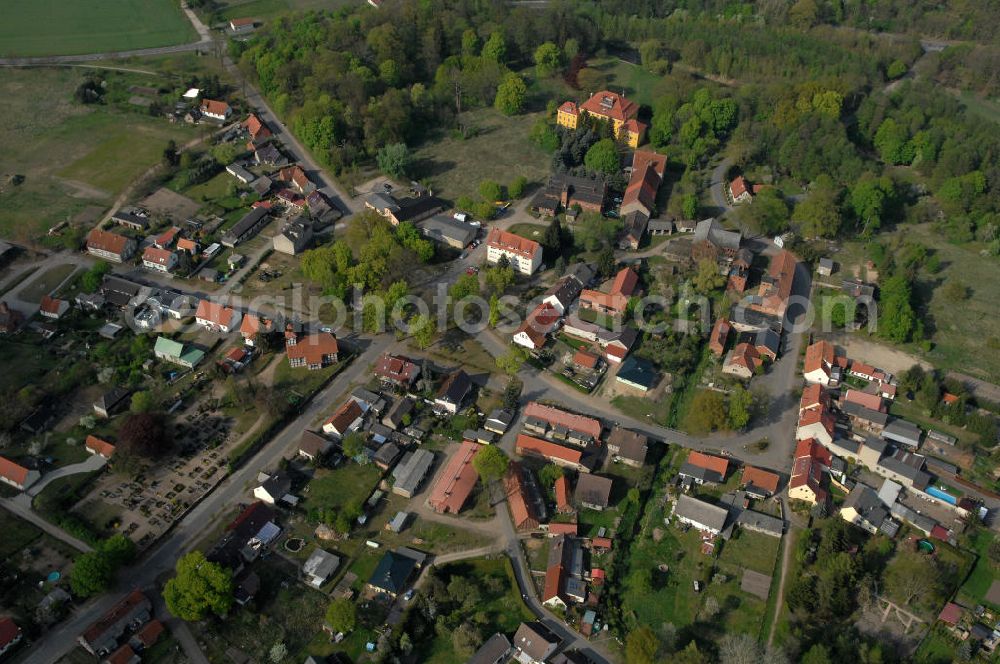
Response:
[0,456,30,486]
[543,562,564,602]
[286,332,339,366]
[505,464,538,530]
[85,435,116,458]
[428,441,481,513]
[621,160,662,213]
[709,317,731,356]
[804,340,834,376]
[851,360,877,377]
[938,602,962,625]
[726,342,762,373]
[324,399,362,434]
[795,438,832,466]
[374,353,419,384]
[572,350,600,369]
[0,617,20,649]
[39,294,66,316]
[558,101,578,116]
[591,536,612,549]
[82,590,147,645]
[515,302,561,348]
[106,644,136,664]
[225,347,249,363]
[523,402,602,441]
[789,456,825,501]
[844,389,885,413]
[548,522,578,535]
[487,227,541,260]
[176,238,198,253]
[730,176,749,199]
[200,99,230,116]
[516,434,584,465]
[195,300,237,328]
[686,451,729,477]
[143,246,174,266]
[751,250,797,318]
[797,407,835,438]
[244,113,271,140]
[86,228,131,255]
[579,289,629,315]
[942,392,959,405]
[133,619,164,647]
[579,91,639,123]
[741,466,780,494]
[230,17,255,26]
[800,384,826,412]
[611,267,639,297]
[278,165,311,190]
[622,118,646,135]
[930,524,950,541]
[239,313,272,338]
[555,475,571,512]
[155,226,180,247]
[631,151,667,177]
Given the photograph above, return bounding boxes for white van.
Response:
[453,212,469,223]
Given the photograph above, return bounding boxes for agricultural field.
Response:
[0,68,197,243]
[0,0,197,57]
[208,0,354,22]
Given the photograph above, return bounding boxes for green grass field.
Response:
[0,510,43,560]
[0,68,197,242]
[304,463,382,514]
[18,264,79,304]
[0,0,197,57]
[411,107,552,202]
[212,0,353,21]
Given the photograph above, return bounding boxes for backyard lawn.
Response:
[305,463,382,515]
[18,264,79,304]
[411,107,551,201]
[0,510,43,560]
[0,0,197,57]
[958,529,998,608]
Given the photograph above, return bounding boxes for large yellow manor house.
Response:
[556,90,646,148]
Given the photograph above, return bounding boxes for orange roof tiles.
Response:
[709,317,731,356]
[795,438,832,466]
[548,522,578,536]
[39,294,66,316]
[804,340,835,375]
[555,475,571,512]
[286,332,339,366]
[85,435,116,458]
[195,300,237,328]
[428,441,481,514]
[799,383,826,411]
[240,313,272,338]
[579,91,639,123]
[844,389,885,413]
[751,250,797,318]
[505,463,539,531]
[143,246,174,266]
[516,434,585,466]
[487,227,541,259]
[741,465,780,494]
[523,402,602,441]
[730,176,750,199]
[324,399,362,434]
[798,407,835,437]
[200,99,230,117]
[686,450,730,477]
[572,350,600,370]
[86,228,132,256]
[0,456,30,486]
[611,267,639,297]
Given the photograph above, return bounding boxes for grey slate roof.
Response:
[673,494,728,532]
[678,462,725,484]
[392,449,435,496]
[736,509,783,537]
[694,218,741,250]
[842,401,889,427]
[883,419,922,447]
[467,633,512,664]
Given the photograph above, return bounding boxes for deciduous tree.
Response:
[163,551,233,621]
[472,445,509,482]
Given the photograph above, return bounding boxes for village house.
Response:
[722,342,763,379]
[111,209,149,231]
[428,440,481,513]
[523,401,602,445]
[322,399,364,438]
[93,386,131,419]
[708,317,731,356]
[513,302,561,350]
[154,226,181,249]
[789,439,831,504]
[254,143,285,167]
[367,548,424,598]
[176,237,199,256]
[579,266,639,317]
[748,250,797,320]
[513,621,561,664]
[542,272,587,315]
[239,313,274,346]
[561,314,637,364]
[678,451,729,485]
[141,246,178,273]
[39,294,70,320]
[485,409,514,435]
[486,227,542,275]
[78,590,152,657]
[195,300,241,333]
[740,465,780,498]
[673,494,728,534]
[883,419,922,449]
[298,430,331,462]
[199,99,232,122]
[727,248,753,293]
[796,403,835,446]
[253,471,293,505]
[515,434,595,473]
[434,369,471,415]
[0,456,40,491]
[303,548,340,588]
[243,112,271,142]
[691,218,742,262]
[556,90,645,147]
[803,339,845,386]
[529,173,607,216]
[374,353,421,389]
[226,163,255,185]
[277,165,315,194]
[153,336,204,368]
[286,332,339,369]
[618,150,668,248]
[85,435,116,459]
[206,502,280,572]
[575,473,614,510]
[86,228,137,263]
[729,176,753,204]
[615,355,657,392]
[469,634,513,664]
[606,427,648,466]
[875,448,931,490]
[506,462,541,531]
[839,484,891,535]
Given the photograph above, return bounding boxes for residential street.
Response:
[15,333,393,664]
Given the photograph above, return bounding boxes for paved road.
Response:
[17,333,393,664]
[26,454,107,497]
[0,495,93,553]
[708,156,735,217]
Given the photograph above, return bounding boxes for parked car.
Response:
[403,589,415,602]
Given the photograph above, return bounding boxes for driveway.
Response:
[26,453,107,497]
[707,157,735,217]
